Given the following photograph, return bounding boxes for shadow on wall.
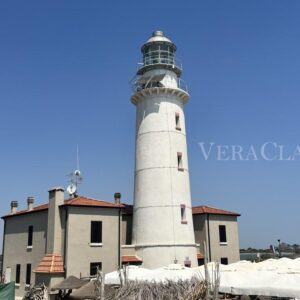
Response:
[136,95,182,132]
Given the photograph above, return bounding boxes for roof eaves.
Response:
[192,205,241,217]
[62,203,123,209]
[1,207,48,219]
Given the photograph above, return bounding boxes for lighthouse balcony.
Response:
[132,75,188,94]
[137,55,182,76]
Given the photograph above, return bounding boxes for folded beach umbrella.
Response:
[69,281,98,299]
[52,275,88,290]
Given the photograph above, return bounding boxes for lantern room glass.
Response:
[143,43,175,66]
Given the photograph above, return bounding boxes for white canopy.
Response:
[105,258,300,297]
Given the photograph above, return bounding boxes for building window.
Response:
[175,113,181,130]
[184,260,191,267]
[181,204,187,224]
[90,262,102,276]
[177,152,183,171]
[91,221,102,244]
[25,264,31,285]
[27,225,33,247]
[197,258,204,266]
[221,257,228,265]
[15,264,21,284]
[219,225,227,243]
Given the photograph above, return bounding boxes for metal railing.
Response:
[137,55,183,72]
[177,78,188,93]
[132,77,188,94]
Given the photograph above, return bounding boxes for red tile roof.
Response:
[2,196,123,218]
[34,254,64,273]
[192,205,240,216]
[2,197,240,218]
[121,255,142,263]
[2,203,49,218]
[64,196,123,208]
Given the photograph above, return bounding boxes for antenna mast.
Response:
[66,145,83,197]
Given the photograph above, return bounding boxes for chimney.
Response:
[27,196,34,211]
[46,187,64,254]
[114,192,121,204]
[10,201,18,214]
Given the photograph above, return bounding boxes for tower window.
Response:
[219,225,227,243]
[27,225,33,247]
[181,204,187,224]
[91,221,102,244]
[175,113,181,130]
[90,262,102,276]
[177,152,183,171]
[184,260,191,267]
[15,264,21,284]
[221,257,228,265]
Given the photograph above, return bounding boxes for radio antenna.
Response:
[77,144,80,171]
[66,145,83,197]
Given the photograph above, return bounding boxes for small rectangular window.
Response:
[219,225,227,243]
[90,262,102,276]
[28,226,33,247]
[175,113,181,130]
[91,221,102,244]
[26,264,31,285]
[181,204,187,224]
[221,257,228,265]
[184,260,191,267]
[15,264,21,284]
[177,152,183,171]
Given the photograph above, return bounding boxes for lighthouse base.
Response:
[134,243,198,269]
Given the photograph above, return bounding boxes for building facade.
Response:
[193,206,241,265]
[2,190,123,297]
[2,191,240,297]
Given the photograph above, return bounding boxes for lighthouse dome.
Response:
[145,31,172,44]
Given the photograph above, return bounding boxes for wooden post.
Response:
[204,241,210,299]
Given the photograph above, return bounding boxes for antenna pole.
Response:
[77,144,80,170]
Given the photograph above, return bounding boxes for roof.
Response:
[123,204,239,216]
[3,197,240,218]
[122,255,142,263]
[2,196,123,219]
[192,205,240,216]
[34,254,64,273]
[64,196,123,208]
[145,31,172,44]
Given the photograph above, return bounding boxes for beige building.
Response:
[1,187,240,297]
[2,188,124,297]
[193,205,241,265]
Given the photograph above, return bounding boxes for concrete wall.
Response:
[121,214,132,245]
[193,214,240,264]
[132,87,197,267]
[46,188,64,254]
[65,206,120,277]
[193,214,208,256]
[2,211,47,297]
[121,245,136,256]
[208,214,240,263]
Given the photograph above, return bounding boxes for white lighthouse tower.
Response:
[131,31,197,268]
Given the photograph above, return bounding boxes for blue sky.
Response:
[1,0,300,249]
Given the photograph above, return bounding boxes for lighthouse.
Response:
[131,31,197,268]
